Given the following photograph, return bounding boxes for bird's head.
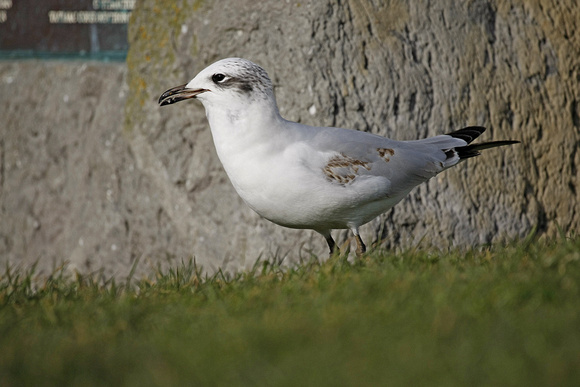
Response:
[158,58,276,110]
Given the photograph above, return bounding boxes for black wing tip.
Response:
[456,140,520,159]
[446,126,486,144]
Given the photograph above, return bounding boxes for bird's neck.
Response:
[205,98,285,154]
[202,98,288,197]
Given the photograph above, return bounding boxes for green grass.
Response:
[1,236,579,386]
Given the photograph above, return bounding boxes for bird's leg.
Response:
[354,235,366,257]
[326,235,338,256]
[323,232,339,256]
[353,231,366,257]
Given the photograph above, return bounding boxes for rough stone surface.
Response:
[2,0,579,277]
[0,61,135,278]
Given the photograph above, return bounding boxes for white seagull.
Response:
[159,58,518,256]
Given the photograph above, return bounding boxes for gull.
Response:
[159,58,519,257]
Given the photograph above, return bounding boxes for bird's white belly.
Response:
[219,148,405,230]
[242,181,405,230]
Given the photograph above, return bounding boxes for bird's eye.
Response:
[212,73,226,83]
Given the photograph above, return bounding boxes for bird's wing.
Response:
[298,126,467,197]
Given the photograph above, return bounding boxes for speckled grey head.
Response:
[159,58,275,107]
[204,58,273,97]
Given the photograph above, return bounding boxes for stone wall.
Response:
[2,0,579,277]
[0,62,133,277]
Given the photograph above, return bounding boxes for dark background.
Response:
[0,0,132,59]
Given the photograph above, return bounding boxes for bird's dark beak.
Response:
[158,84,209,106]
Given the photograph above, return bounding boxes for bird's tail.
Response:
[446,126,520,160]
